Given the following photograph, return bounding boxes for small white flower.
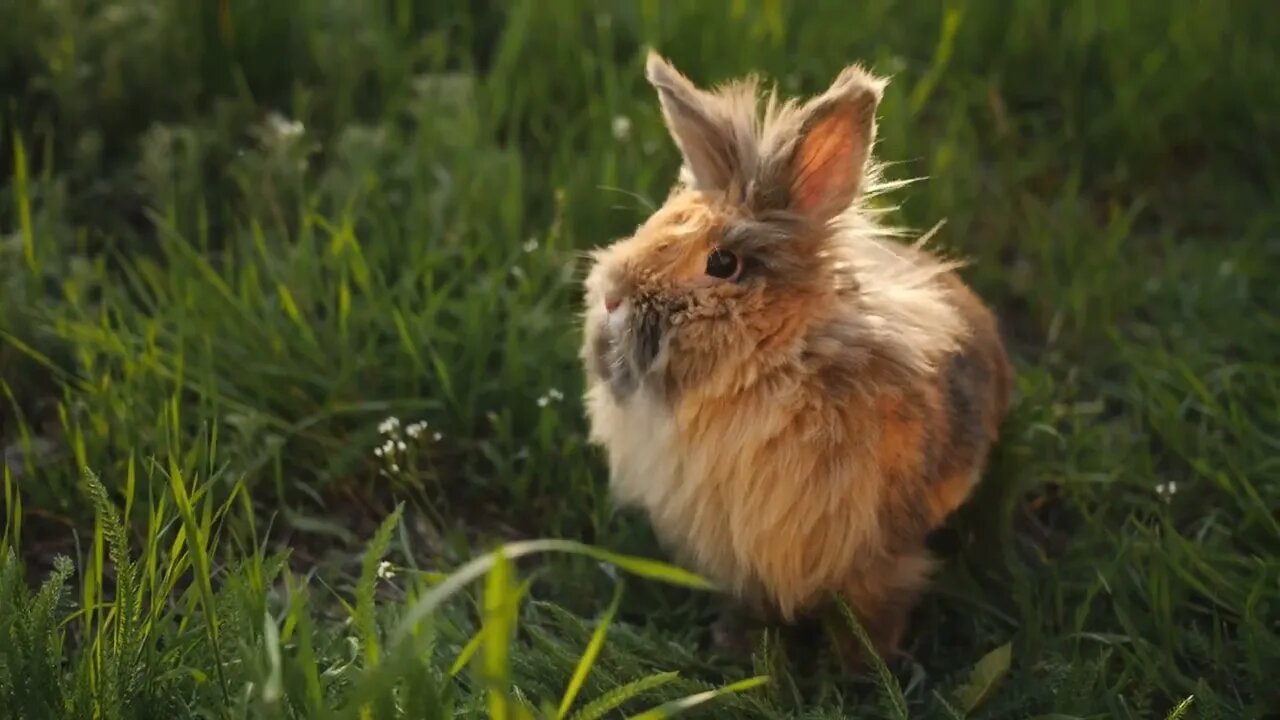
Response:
[266,112,305,140]
[406,420,428,438]
[374,447,384,457]
[377,560,395,580]
[378,416,401,435]
[397,440,407,451]
[537,396,550,408]
[548,388,564,401]
[432,432,442,441]
[523,238,539,253]
[390,463,400,473]
[611,115,632,141]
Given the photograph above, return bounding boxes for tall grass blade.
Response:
[557,579,625,719]
[569,671,680,720]
[834,594,909,720]
[450,576,536,678]
[625,676,769,719]
[1164,695,1195,720]
[10,131,37,272]
[2,463,19,557]
[392,539,713,647]
[164,461,231,707]
[354,503,404,667]
[482,548,518,720]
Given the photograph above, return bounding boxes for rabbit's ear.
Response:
[645,51,744,194]
[783,65,885,223]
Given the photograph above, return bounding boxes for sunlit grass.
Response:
[1,450,772,718]
[1,0,1278,717]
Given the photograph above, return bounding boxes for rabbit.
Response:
[578,50,1013,667]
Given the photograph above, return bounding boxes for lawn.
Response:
[1,1,1278,718]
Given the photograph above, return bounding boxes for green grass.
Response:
[1,0,1278,717]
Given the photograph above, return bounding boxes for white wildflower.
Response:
[377,560,395,580]
[523,238,539,253]
[537,395,549,408]
[390,463,400,473]
[374,447,384,457]
[548,388,564,401]
[432,432,443,442]
[1155,481,1178,500]
[378,416,401,435]
[611,115,632,141]
[266,111,305,140]
[397,440,407,451]
[406,420,428,438]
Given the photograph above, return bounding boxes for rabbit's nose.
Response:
[604,294,622,313]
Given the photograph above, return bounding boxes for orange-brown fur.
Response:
[579,52,1012,665]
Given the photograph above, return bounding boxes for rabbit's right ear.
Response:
[779,64,886,224]
[645,51,744,194]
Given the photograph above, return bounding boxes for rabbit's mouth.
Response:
[592,301,665,401]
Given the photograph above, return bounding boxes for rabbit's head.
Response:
[582,52,958,405]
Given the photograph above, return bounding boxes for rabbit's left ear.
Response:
[782,65,886,223]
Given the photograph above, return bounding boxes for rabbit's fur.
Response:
[579,51,1012,663]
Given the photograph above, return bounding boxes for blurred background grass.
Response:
[1,0,1278,718]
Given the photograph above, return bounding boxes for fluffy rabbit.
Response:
[579,51,1012,664]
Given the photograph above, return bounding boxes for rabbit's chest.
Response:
[586,380,886,609]
[585,384,685,514]
[588,387,758,589]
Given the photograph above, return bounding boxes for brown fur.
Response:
[579,51,1012,666]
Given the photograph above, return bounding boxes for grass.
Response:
[1,0,1278,717]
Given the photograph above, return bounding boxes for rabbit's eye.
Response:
[705,249,740,280]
